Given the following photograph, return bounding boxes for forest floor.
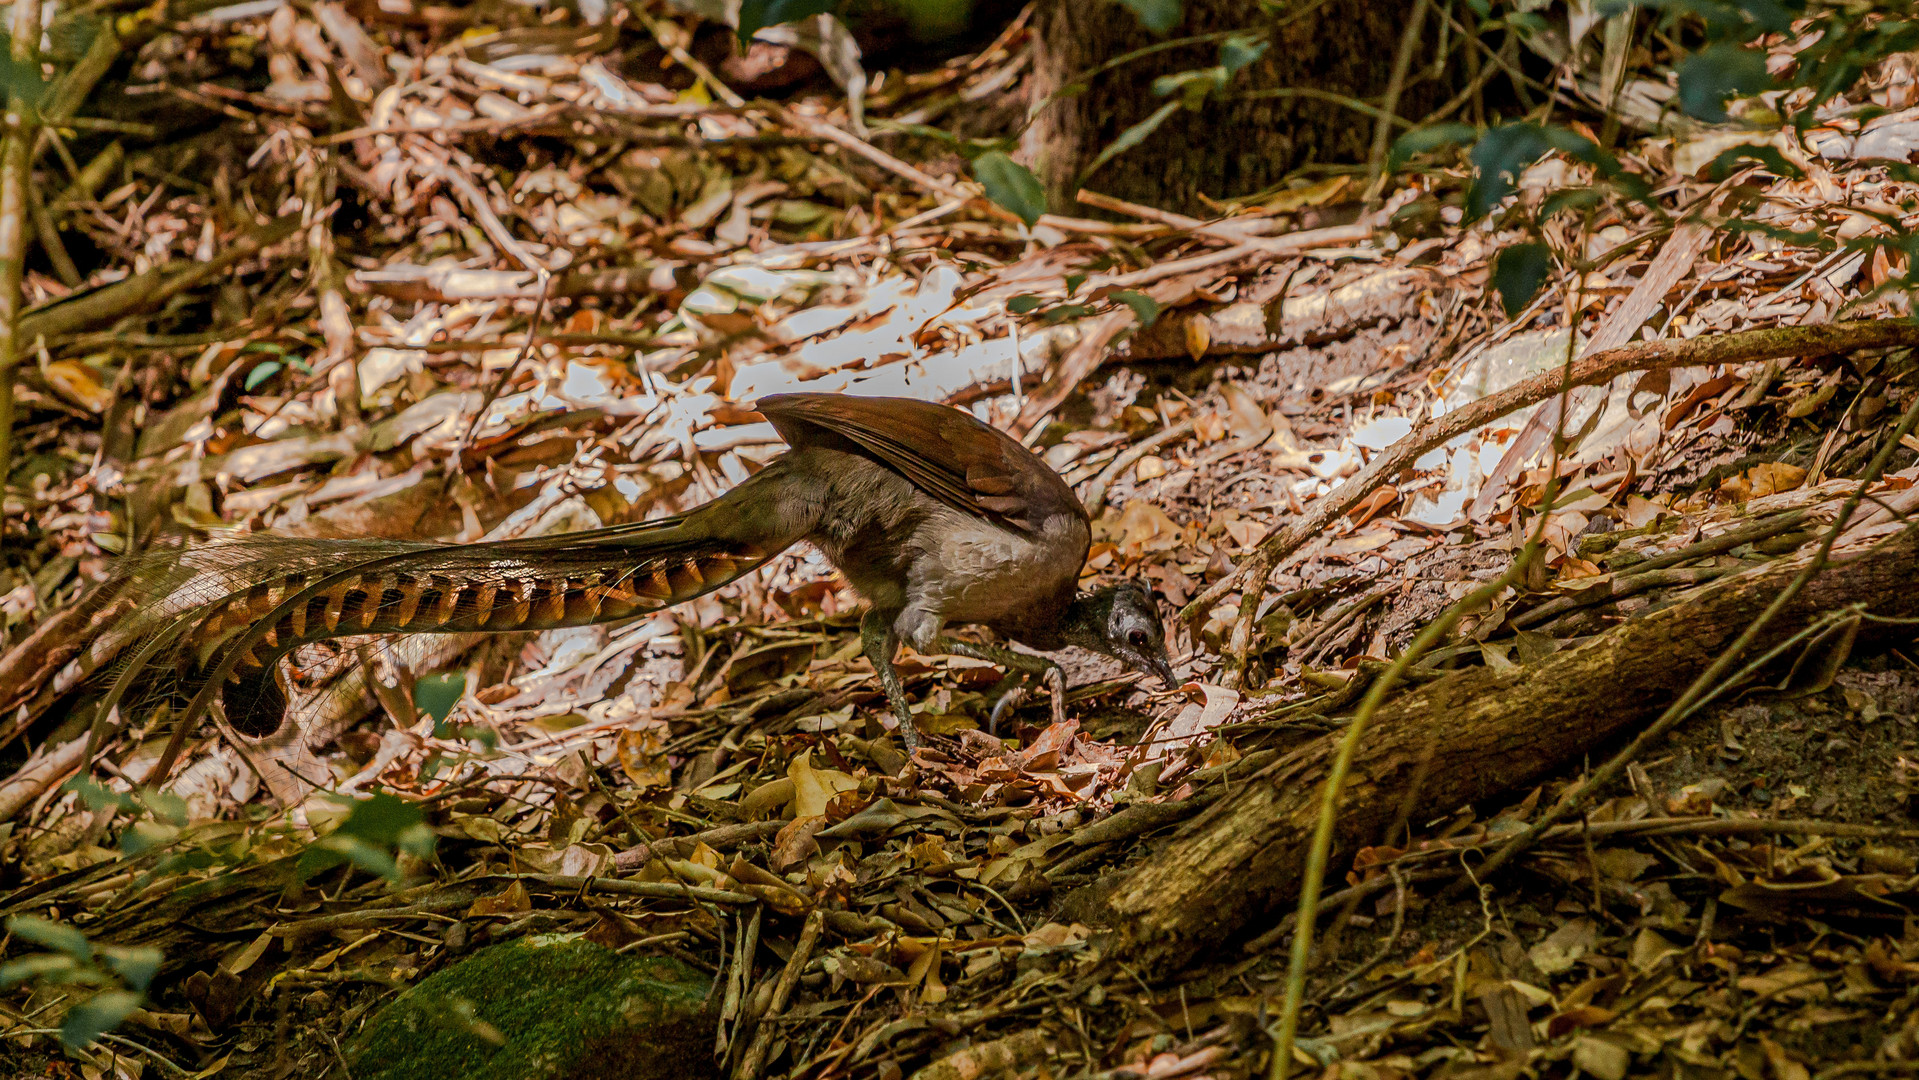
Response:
[3,3,1919,1079]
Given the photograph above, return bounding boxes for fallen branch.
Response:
[19,213,302,344]
[1096,521,1919,977]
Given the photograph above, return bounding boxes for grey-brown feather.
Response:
[101,393,1164,750]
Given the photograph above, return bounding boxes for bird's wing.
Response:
[755,394,1087,536]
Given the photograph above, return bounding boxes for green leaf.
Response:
[1467,122,1555,220]
[1080,100,1181,183]
[1114,0,1181,34]
[1492,243,1554,319]
[0,37,49,107]
[119,821,177,857]
[868,120,960,145]
[0,954,80,989]
[1678,42,1772,122]
[736,0,836,45]
[1065,273,1087,296]
[61,990,143,1049]
[1150,67,1225,104]
[100,947,163,992]
[1109,290,1163,328]
[243,360,283,391]
[1040,304,1096,325]
[1706,142,1804,180]
[8,916,93,961]
[63,777,137,814]
[1388,123,1479,173]
[972,152,1047,227]
[142,789,188,826]
[1219,33,1269,75]
[414,672,466,726]
[1505,11,1550,36]
[1539,187,1600,219]
[336,792,426,847]
[329,835,402,881]
[1007,295,1043,315]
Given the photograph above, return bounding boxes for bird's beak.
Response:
[1150,654,1178,689]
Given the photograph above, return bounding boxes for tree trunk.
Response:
[1025,0,1443,215]
[1092,526,1919,977]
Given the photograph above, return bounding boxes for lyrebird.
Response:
[100,393,1177,777]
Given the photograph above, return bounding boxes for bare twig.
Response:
[1364,0,1434,201]
[1182,318,1919,626]
[1083,419,1197,516]
[733,907,824,1080]
[0,0,41,487]
[1455,387,1919,894]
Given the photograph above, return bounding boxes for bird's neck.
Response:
[1048,592,1108,653]
[985,587,1087,651]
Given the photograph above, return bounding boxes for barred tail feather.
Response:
[106,516,782,744]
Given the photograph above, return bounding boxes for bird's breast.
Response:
[910,510,1086,627]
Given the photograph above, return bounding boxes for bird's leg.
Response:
[861,609,920,753]
[934,637,1066,734]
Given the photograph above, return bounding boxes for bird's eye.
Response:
[1128,630,1149,648]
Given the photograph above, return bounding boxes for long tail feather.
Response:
[99,515,781,758]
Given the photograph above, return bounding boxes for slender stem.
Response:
[1460,390,1919,891]
[0,0,42,489]
[1272,235,1596,1078]
[1365,0,1434,201]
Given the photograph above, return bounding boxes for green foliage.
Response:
[1706,144,1804,181]
[1114,0,1182,34]
[1078,28,1268,183]
[414,672,467,725]
[1387,124,1479,174]
[1109,290,1163,328]
[1466,123,1603,221]
[1492,243,1553,318]
[1082,101,1182,183]
[0,917,163,1050]
[1676,42,1772,121]
[971,151,1046,227]
[6,915,94,963]
[64,777,188,857]
[61,990,143,1049]
[1219,32,1269,76]
[736,0,837,44]
[296,792,436,883]
[0,32,48,106]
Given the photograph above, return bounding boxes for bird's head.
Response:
[1061,581,1178,688]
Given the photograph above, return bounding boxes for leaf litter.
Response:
[0,3,1918,1079]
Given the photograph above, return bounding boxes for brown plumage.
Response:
[104,393,1175,768]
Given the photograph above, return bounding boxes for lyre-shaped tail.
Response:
[110,507,788,744]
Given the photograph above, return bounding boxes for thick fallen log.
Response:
[1095,525,1919,976]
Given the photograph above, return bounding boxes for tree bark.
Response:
[1094,526,1919,977]
[1026,0,1443,215]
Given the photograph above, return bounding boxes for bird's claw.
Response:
[987,682,1028,734]
[984,664,1067,735]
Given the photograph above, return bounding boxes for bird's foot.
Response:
[982,661,1068,735]
[986,675,1030,735]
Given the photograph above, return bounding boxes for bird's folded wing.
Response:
[755,394,1085,536]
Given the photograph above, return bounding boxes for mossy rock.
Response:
[348,935,717,1080]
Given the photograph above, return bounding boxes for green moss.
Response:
[348,935,717,1080]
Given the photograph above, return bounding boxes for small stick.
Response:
[1182,318,1919,625]
[732,908,824,1080]
[716,903,763,1058]
[1083,419,1197,517]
